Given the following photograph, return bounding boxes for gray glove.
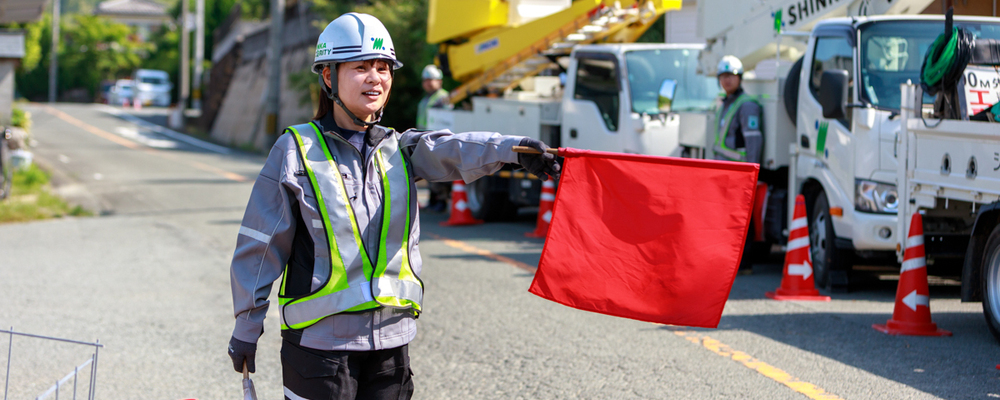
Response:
[517,138,561,181]
[228,336,256,373]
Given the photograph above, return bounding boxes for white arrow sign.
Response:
[902,290,930,311]
[787,263,812,280]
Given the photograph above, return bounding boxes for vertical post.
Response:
[180,0,190,113]
[54,380,58,400]
[72,365,77,400]
[87,343,98,400]
[193,0,204,111]
[48,0,60,103]
[265,0,285,136]
[4,327,12,400]
[787,143,797,237]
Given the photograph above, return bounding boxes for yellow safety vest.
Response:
[279,122,423,330]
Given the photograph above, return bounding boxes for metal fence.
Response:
[1,328,103,400]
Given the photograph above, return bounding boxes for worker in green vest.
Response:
[714,55,764,274]
[713,55,763,165]
[416,64,453,212]
[226,12,560,400]
[415,64,450,130]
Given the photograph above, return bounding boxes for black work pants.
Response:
[281,339,414,400]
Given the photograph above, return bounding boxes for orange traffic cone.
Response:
[440,181,483,226]
[766,195,831,301]
[873,212,951,336]
[525,179,556,238]
[133,98,142,110]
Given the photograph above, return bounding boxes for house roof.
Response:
[94,0,167,17]
[0,0,48,23]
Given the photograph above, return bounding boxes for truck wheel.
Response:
[466,176,517,221]
[809,193,847,290]
[981,225,1000,342]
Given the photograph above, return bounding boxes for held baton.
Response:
[512,146,560,155]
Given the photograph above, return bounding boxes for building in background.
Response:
[93,0,170,41]
[0,0,45,125]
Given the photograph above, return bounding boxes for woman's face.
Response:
[325,59,393,122]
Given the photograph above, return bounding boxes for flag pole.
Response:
[512,146,560,155]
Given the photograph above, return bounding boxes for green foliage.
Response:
[0,164,92,223]
[636,14,665,43]
[14,14,151,101]
[301,0,435,130]
[11,105,30,131]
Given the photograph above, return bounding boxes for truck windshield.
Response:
[860,20,1000,110]
[625,49,718,113]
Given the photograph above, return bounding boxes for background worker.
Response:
[227,12,559,400]
[416,64,453,212]
[713,55,764,273]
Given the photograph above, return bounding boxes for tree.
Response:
[13,14,151,101]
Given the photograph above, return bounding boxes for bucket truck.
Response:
[424,0,723,221]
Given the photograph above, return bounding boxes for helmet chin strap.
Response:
[318,73,383,130]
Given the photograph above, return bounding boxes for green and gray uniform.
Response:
[415,88,451,130]
[713,88,763,164]
[231,114,524,350]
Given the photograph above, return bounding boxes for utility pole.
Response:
[193,0,204,111]
[265,0,284,136]
[180,0,190,112]
[170,0,190,129]
[48,0,59,103]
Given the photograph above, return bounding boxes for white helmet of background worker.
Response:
[421,65,443,80]
[312,12,401,126]
[717,55,744,76]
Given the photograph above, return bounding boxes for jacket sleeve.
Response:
[738,102,764,165]
[398,129,524,183]
[230,135,299,343]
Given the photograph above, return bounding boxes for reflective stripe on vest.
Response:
[713,93,759,162]
[279,122,422,330]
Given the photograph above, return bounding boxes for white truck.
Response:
[695,0,1000,290]
[429,43,717,220]
[897,78,1000,340]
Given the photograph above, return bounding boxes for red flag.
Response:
[528,148,759,328]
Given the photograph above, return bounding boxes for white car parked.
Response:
[107,79,134,106]
[132,69,172,107]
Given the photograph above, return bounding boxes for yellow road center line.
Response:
[425,231,842,400]
[424,232,536,273]
[670,329,843,400]
[43,106,249,183]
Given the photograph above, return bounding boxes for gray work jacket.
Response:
[231,120,523,351]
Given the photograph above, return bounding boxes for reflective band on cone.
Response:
[873,212,951,336]
[440,180,483,226]
[766,194,831,301]
[526,179,556,238]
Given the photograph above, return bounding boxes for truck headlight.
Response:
[855,179,898,214]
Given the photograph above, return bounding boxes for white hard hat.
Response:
[312,12,402,74]
[717,55,743,76]
[422,65,443,80]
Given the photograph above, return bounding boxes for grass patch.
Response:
[0,164,91,223]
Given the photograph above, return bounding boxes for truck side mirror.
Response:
[657,79,677,113]
[819,69,849,120]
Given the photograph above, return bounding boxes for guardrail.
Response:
[1,328,103,400]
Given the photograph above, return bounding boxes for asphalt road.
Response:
[0,103,997,399]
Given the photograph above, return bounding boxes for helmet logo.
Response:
[371,37,385,51]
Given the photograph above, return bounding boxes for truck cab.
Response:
[788,16,1000,289]
[561,43,717,156]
